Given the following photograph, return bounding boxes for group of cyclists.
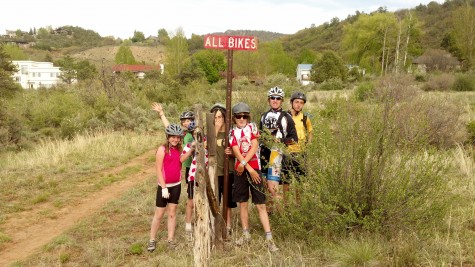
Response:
[147,86,313,253]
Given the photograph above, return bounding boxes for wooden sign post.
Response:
[204,35,258,242]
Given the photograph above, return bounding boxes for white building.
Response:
[296,64,313,86]
[11,60,63,89]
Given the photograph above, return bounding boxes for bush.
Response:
[466,121,475,144]
[347,67,363,82]
[373,74,465,148]
[414,73,427,82]
[299,98,450,237]
[354,82,375,102]
[264,73,290,89]
[422,73,455,91]
[319,78,344,91]
[272,86,455,245]
[22,90,94,140]
[0,100,22,151]
[373,74,420,103]
[452,73,475,91]
[391,96,466,148]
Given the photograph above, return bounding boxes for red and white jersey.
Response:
[229,122,260,170]
[182,141,209,182]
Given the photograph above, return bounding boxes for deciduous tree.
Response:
[115,46,136,64]
[342,13,399,74]
[131,30,145,43]
[311,50,347,83]
[452,1,475,68]
[55,56,97,83]
[193,49,225,84]
[157,28,170,45]
[165,27,189,78]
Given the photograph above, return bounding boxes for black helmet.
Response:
[232,102,250,115]
[210,103,226,113]
[165,123,184,136]
[290,91,307,103]
[179,111,195,120]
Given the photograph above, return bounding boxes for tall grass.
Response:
[0,130,160,218]
[0,130,159,172]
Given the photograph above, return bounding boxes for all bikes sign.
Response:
[203,35,257,51]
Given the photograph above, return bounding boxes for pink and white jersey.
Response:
[182,141,209,182]
[229,122,260,170]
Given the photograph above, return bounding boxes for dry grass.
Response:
[0,131,160,220]
[71,45,166,68]
[0,130,158,172]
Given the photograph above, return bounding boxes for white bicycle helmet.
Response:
[165,123,184,136]
[267,86,285,98]
[179,111,195,120]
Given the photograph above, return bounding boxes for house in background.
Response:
[112,64,163,79]
[11,60,63,89]
[411,49,460,73]
[296,64,313,86]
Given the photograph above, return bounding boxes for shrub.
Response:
[373,74,420,103]
[271,95,452,244]
[391,96,466,148]
[347,67,363,82]
[354,82,375,102]
[422,73,455,91]
[0,99,22,151]
[264,73,290,89]
[453,73,475,91]
[28,90,91,130]
[466,121,475,144]
[311,99,450,235]
[414,73,427,82]
[319,78,344,91]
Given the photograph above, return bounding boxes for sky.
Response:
[2,0,444,39]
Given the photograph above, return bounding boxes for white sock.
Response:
[185,223,192,231]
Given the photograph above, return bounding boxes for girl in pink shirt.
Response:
[148,123,185,252]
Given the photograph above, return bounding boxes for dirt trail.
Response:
[0,150,156,267]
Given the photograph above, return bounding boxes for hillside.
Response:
[280,0,475,59]
[71,45,166,67]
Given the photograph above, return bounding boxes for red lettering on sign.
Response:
[204,35,258,51]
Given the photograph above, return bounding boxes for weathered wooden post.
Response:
[206,112,225,249]
[192,105,210,267]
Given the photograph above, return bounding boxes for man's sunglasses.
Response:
[234,114,249,120]
[269,96,282,100]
